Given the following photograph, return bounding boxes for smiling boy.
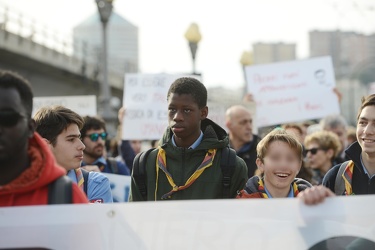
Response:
[129,77,248,201]
[237,129,311,198]
[298,94,375,204]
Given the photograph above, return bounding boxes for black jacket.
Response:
[322,141,375,195]
[234,134,261,178]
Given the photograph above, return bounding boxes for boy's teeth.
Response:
[276,173,288,177]
[363,139,375,142]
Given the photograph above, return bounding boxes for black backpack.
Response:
[132,146,237,200]
[48,176,73,204]
[106,157,119,174]
[48,170,90,204]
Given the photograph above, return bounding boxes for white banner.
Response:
[33,95,97,117]
[122,74,200,140]
[102,173,131,202]
[245,56,340,127]
[1,196,374,249]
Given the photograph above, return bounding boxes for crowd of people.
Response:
[1,70,374,208]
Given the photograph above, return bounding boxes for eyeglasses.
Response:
[0,111,26,127]
[304,147,322,156]
[86,132,108,142]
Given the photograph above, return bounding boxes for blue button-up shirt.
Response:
[172,131,204,149]
[67,169,113,203]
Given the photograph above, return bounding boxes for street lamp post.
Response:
[95,0,114,121]
[240,50,253,95]
[184,23,202,75]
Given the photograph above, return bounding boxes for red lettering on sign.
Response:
[305,102,322,111]
[253,74,278,84]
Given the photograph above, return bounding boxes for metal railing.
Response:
[0,3,136,77]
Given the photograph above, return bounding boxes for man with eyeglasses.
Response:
[80,116,130,175]
[0,70,88,206]
[34,106,113,203]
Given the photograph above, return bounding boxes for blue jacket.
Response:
[67,169,113,203]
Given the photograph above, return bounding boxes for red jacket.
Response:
[0,133,88,206]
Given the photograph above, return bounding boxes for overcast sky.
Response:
[0,0,374,88]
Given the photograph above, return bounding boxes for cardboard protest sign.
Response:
[33,95,97,116]
[245,56,340,127]
[122,74,199,140]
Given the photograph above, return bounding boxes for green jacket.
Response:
[129,119,248,201]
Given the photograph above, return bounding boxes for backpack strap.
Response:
[220,146,237,198]
[334,160,351,195]
[48,176,73,204]
[106,157,119,174]
[132,148,154,200]
[81,168,90,195]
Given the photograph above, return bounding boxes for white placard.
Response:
[32,95,97,117]
[245,56,340,127]
[0,196,374,249]
[122,74,199,140]
[102,173,131,202]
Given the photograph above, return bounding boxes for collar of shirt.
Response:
[82,156,107,166]
[67,169,77,183]
[360,155,375,178]
[172,131,203,149]
[236,140,253,154]
[264,184,294,198]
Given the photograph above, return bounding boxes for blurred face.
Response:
[168,93,207,148]
[257,141,301,192]
[357,106,375,157]
[227,108,253,143]
[49,124,85,171]
[82,128,106,159]
[304,142,332,172]
[0,88,34,164]
[325,126,347,151]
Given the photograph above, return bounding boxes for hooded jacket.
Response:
[0,133,88,206]
[236,175,312,198]
[130,118,248,201]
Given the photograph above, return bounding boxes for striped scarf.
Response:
[257,178,299,198]
[74,168,84,191]
[342,161,355,195]
[155,147,217,200]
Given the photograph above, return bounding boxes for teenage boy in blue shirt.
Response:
[34,106,113,203]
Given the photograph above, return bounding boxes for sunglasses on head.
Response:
[0,111,26,127]
[304,147,322,156]
[86,132,108,142]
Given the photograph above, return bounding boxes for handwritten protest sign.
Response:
[122,74,199,140]
[1,196,375,249]
[245,56,340,127]
[33,95,97,116]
